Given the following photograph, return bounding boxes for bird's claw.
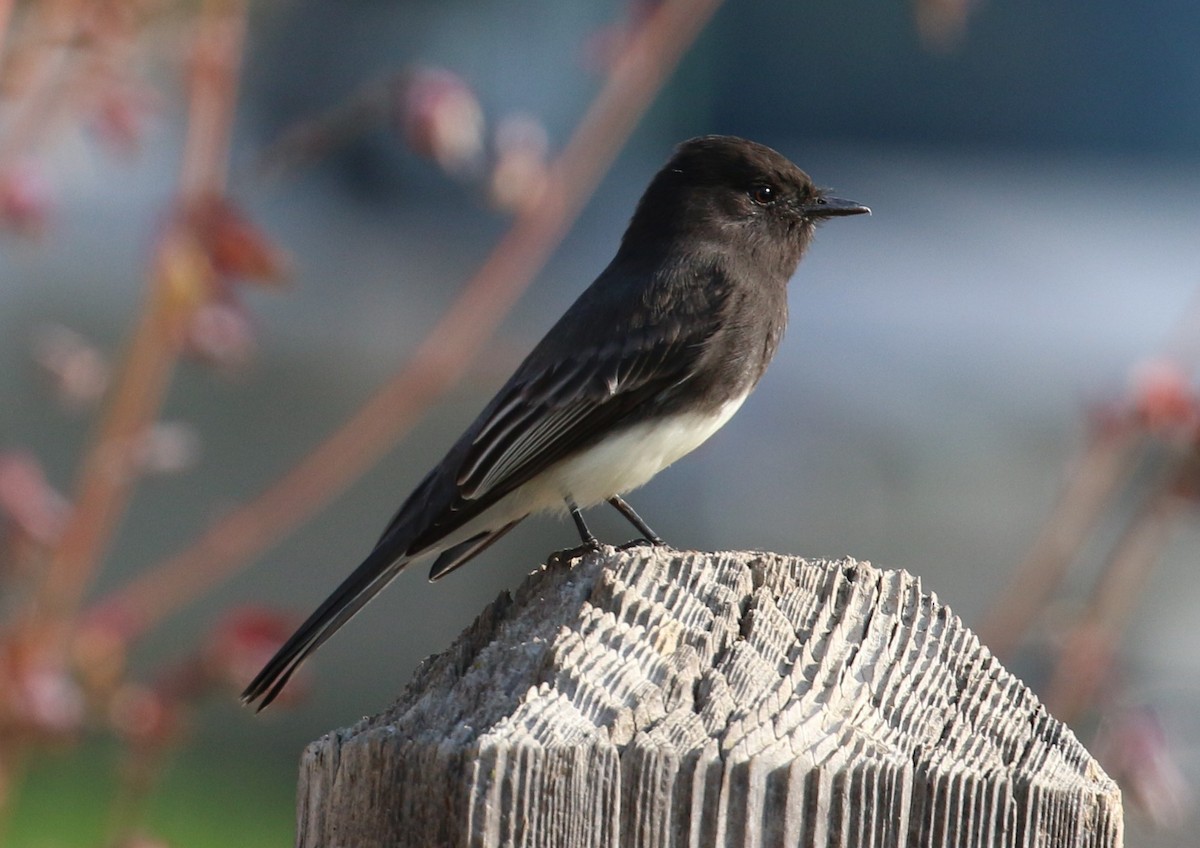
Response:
[548,539,603,567]
[617,536,666,551]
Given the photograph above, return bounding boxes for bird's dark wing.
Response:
[461,329,697,496]
[399,313,722,558]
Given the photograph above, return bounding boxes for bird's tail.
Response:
[240,543,407,711]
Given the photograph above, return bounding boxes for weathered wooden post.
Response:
[296,547,1122,847]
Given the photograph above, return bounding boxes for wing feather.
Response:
[467,402,594,497]
[455,324,715,504]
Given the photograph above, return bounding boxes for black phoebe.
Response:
[243,135,868,709]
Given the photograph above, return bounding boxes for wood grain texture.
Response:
[296,548,1122,847]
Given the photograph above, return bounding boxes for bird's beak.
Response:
[804,195,871,218]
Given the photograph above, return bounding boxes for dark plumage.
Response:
[242,135,869,710]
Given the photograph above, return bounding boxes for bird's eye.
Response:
[750,184,776,205]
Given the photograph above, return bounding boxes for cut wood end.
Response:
[299,547,1123,848]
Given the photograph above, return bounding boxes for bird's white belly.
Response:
[428,392,750,555]
[514,390,750,515]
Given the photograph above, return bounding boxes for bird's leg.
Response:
[548,498,603,565]
[567,498,600,549]
[607,494,665,547]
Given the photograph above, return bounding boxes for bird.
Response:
[242,135,869,710]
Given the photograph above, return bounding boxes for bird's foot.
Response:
[548,539,603,567]
[617,536,666,551]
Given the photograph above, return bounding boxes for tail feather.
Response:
[241,543,407,710]
[427,519,523,581]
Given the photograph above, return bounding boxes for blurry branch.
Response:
[257,76,394,180]
[0,0,12,65]
[976,422,1144,659]
[1,2,254,833]
[35,234,200,633]
[178,0,243,201]
[258,65,492,191]
[0,1,81,167]
[0,2,169,234]
[1095,704,1194,830]
[0,0,142,167]
[1045,469,1190,723]
[33,0,247,658]
[84,0,726,644]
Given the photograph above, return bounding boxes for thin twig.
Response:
[84,0,726,643]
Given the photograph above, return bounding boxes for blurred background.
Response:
[2,0,1199,845]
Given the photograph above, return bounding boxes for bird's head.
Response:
[621,135,869,276]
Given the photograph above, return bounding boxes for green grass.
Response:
[6,740,295,847]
